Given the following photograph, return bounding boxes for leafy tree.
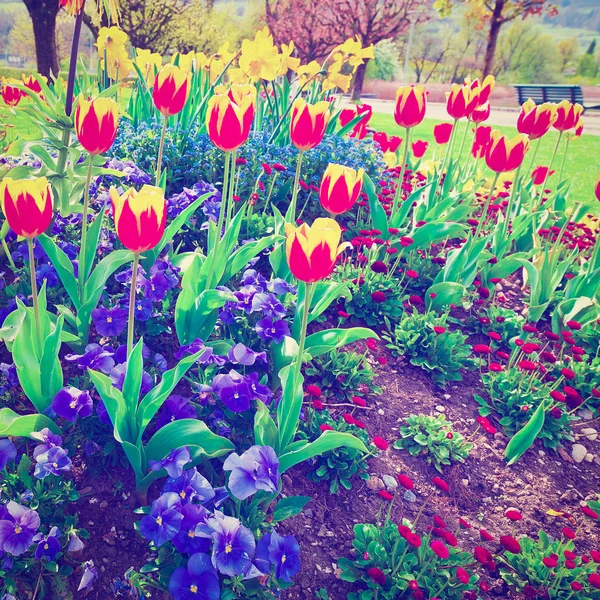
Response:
[266,0,430,100]
[365,39,401,81]
[20,0,61,77]
[434,0,558,76]
[557,37,580,72]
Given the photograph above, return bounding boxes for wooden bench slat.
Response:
[511,84,598,112]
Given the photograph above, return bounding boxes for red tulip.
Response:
[394,85,427,129]
[0,177,53,239]
[433,123,453,144]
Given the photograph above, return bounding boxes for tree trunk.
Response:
[23,0,60,78]
[482,0,505,78]
[351,61,368,102]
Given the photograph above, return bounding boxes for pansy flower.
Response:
[212,370,254,412]
[168,552,220,600]
[155,395,197,429]
[172,505,212,556]
[0,439,17,470]
[162,468,216,505]
[65,343,115,374]
[206,511,256,577]
[256,318,290,343]
[139,492,183,546]
[227,343,267,366]
[223,445,280,500]
[34,526,61,560]
[0,501,40,555]
[255,531,301,582]
[149,447,191,479]
[51,387,93,422]
[91,305,128,337]
[34,446,72,479]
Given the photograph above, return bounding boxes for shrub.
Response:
[393,414,473,472]
[382,313,474,386]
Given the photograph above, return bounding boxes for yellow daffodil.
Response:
[278,42,301,76]
[296,61,321,87]
[101,47,133,81]
[323,60,351,92]
[171,51,195,73]
[134,48,162,84]
[96,26,128,63]
[203,42,236,84]
[332,37,375,73]
[238,28,280,81]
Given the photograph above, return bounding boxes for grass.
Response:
[370,113,600,205]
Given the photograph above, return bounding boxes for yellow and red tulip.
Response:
[446,84,477,120]
[110,185,166,253]
[319,164,364,216]
[0,177,53,239]
[394,85,426,129]
[152,64,191,117]
[471,126,492,159]
[59,0,85,15]
[75,96,119,155]
[554,100,583,132]
[206,85,256,152]
[22,75,43,96]
[1,78,23,107]
[290,99,330,152]
[485,130,530,173]
[516,99,556,140]
[284,218,351,283]
[466,75,495,107]
[471,101,490,124]
[595,173,600,202]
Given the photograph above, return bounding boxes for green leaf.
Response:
[39,315,64,403]
[505,401,546,465]
[81,202,106,283]
[254,400,278,448]
[279,431,367,472]
[0,407,61,438]
[37,235,80,310]
[87,368,131,443]
[425,282,466,312]
[144,418,234,462]
[276,363,304,453]
[272,496,312,522]
[221,234,279,284]
[305,327,377,359]
[363,174,388,236]
[136,351,203,437]
[122,340,145,433]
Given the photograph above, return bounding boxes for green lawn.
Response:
[370,113,600,205]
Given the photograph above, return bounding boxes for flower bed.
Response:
[0,13,600,600]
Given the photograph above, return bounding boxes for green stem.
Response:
[558,138,570,183]
[78,157,94,295]
[457,120,470,161]
[438,119,458,187]
[28,238,42,349]
[474,172,500,239]
[226,149,237,228]
[288,151,304,223]
[1,238,16,271]
[501,164,522,241]
[536,131,562,208]
[296,282,313,374]
[391,127,411,220]
[155,115,168,186]
[526,137,542,176]
[216,152,231,240]
[127,253,140,359]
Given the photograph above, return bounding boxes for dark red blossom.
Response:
[372,436,388,451]
[473,344,492,354]
[432,477,449,493]
[500,535,521,554]
[368,567,386,585]
[397,474,414,490]
[505,509,522,521]
[379,490,394,501]
[582,505,599,520]
[456,567,470,584]
[430,539,449,559]
[371,291,386,303]
[480,529,494,542]
[306,385,322,397]
[343,414,355,425]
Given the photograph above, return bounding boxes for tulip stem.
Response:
[501,164,522,241]
[155,115,168,186]
[226,149,237,228]
[558,138,570,183]
[127,252,140,360]
[295,282,313,379]
[1,238,17,271]
[537,131,562,208]
[216,151,230,244]
[78,157,94,296]
[526,137,541,177]
[457,120,470,161]
[474,172,500,239]
[288,151,304,223]
[27,238,42,349]
[438,119,458,189]
[391,127,410,221]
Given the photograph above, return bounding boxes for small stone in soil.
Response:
[366,476,385,491]
[383,475,398,491]
[572,444,588,463]
[404,490,417,503]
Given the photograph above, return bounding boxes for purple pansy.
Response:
[256,318,290,344]
[162,469,215,505]
[154,353,168,372]
[241,269,267,290]
[34,446,72,479]
[0,439,17,470]
[65,344,115,374]
[110,364,154,395]
[51,387,93,422]
[174,339,226,366]
[67,531,85,553]
[255,531,301,582]
[34,526,61,560]
[139,492,183,547]
[251,293,286,318]
[223,445,280,500]
[172,504,211,555]
[233,286,259,314]
[134,297,153,321]
[155,395,197,429]
[268,278,297,296]
[143,270,170,302]
[212,370,253,413]
[206,511,256,577]
[149,447,191,479]
[0,501,40,555]
[92,306,128,337]
[227,343,267,366]
[246,372,272,404]
[168,552,220,600]
[96,401,112,425]
[31,429,63,460]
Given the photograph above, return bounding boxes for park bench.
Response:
[511,84,600,112]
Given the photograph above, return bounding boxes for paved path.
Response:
[340,99,600,137]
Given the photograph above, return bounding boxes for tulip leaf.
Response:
[37,234,80,310]
[505,401,546,466]
[363,173,388,237]
[304,327,377,359]
[81,200,107,284]
[276,363,304,453]
[254,400,278,448]
[425,282,466,312]
[0,407,61,439]
[279,431,368,473]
